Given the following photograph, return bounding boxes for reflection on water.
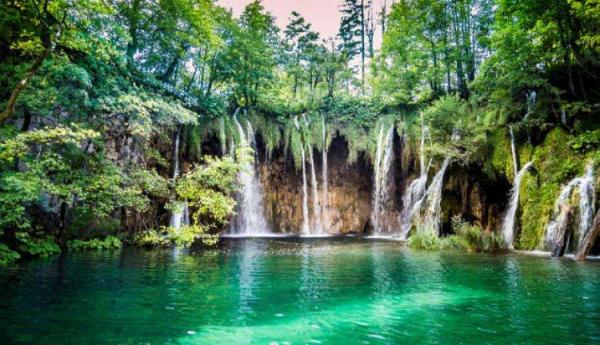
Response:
[1,238,600,344]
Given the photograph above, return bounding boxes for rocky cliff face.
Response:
[251,131,508,235]
[259,135,373,234]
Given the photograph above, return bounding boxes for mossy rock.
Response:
[516,128,586,250]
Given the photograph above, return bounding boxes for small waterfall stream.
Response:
[546,164,596,255]
[400,125,431,238]
[169,125,190,230]
[294,116,310,234]
[300,145,310,234]
[304,116,322,234]
[231,114,270,235]
[420,157,451,235]
[321,116,330,232]
[371,124,395,235]
[509,126,519,178]
[501,161,533,249]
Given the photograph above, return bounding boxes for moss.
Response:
[517,128,585,249]
[489,128,513,180]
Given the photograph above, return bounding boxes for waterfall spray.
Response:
[501,162,533,249]
[231,113,270,235]
[371,124,395,235]
[546,164,596,255]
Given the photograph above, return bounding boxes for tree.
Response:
[0,0,111,123]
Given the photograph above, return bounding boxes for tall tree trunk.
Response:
[575,210,600,261]
[0,47,50,123]
[126,0,141,67]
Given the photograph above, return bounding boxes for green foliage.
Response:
[169,155,240,246]
[0,243,20,265]
[0,125,99,163]
[409,217,502,252]
[408,231,442,250]
[451,216,503,252]
[15,232,60,259]
[132,229,172,248]
[571,130,600,153]
[67,236,122,251]
[518,128,583,249]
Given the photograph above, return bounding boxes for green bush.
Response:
[168,225,219,247]
[0,243,20,265]
[15,232,61,258]
[408,217,503,253]
[440,235,471,251]
[408,230,441,250]
[66,236,122,251]
[451,216,503,252]
[132,229,172,248]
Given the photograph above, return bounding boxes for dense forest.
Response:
[1,0,599,265]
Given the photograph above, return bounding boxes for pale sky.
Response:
[218,0,387,48]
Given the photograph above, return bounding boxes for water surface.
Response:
[1,238,599,344]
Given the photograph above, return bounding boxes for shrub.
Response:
[15,232,61,258]
[408,217,503,253]
[408,230,441,250]
[0,243,20,265]
[132,229,172,248]
[66,236,122,251]
[451,216,503,252]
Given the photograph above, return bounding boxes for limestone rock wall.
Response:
[259,135,373,234]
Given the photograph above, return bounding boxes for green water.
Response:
[1,238,600,344]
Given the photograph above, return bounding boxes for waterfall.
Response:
[501,162,533,249]
[371,124,395,235]
[399,125,431,239]
[231,114,270,235]
[419,157,451,235]
[321,116,330,232]
[303,116,322,234]
[546,164,596,254]
[509,126,519,178]
[523,90,537,120]
[169,126,190,230]
[306,142,322,233]
[300,145,310,234]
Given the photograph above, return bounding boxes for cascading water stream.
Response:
[399,125,431,239]
[294,116,310,235]
[300,145,310,234]
[169,125,189,230]
[509,126,519,178]
[501,161,533,249]
[523,90,537,120]
[420,157,451,235]
[546,164,596,254]
[371,124,395,235]
[231,114,270,235]
[321,116,330,232]
[304,116,322,234]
